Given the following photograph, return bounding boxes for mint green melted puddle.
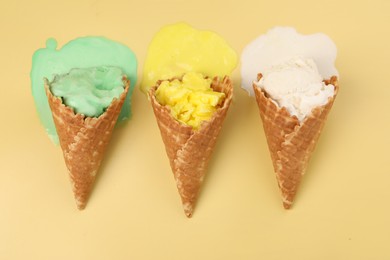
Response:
[31,37,137,143]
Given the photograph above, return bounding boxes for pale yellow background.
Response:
[1,0,389,259]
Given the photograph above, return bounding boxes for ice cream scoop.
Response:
[155,72,225,129]
[50,66,125,117]
[254,57,335,121]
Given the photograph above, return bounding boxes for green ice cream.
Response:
[31,37,137,143]
[49,66,125,117]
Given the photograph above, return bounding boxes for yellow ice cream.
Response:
[141,22,238,93]
[156,72,225,129]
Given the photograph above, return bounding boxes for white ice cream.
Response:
[241,27,338,96]
[254,57,335,122]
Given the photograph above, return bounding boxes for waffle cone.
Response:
[253,74,339,209]
[44,77,130,210]
[149,76,233,217]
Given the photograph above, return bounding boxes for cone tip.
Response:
[76,199,87,210]
[283,201,292,209]
[183,202,194,218]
